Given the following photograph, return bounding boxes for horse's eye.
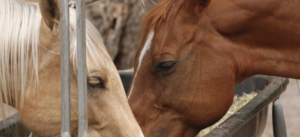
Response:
[88,77,105,88]
[156,61,177,72]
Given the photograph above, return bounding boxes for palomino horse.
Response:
[128,0,300,136]
[0,0,143,136]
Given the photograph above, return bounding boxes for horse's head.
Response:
[8,0,143,136]
[129,0,239,136]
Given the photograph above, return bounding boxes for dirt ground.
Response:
[262,79,300,137]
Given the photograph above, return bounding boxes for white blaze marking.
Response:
[128,31,154,99]
[139,127,145,137]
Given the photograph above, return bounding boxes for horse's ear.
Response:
[39,0,60,31]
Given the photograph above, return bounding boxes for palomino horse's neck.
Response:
[206,0,300,83]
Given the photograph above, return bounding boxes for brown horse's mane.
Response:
[140,0,186,46]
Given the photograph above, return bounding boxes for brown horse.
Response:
[128,0,300,136]
[0,0,143,136]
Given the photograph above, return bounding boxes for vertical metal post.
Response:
[76,0,88,136]
[60,0,71,136]
[272,98,287,137]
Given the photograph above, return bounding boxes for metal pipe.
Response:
[60,0,71,136]
[76,0,88,136]
[272,98,287,137]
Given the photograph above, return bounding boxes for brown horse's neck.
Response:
[207,0,300,83]
[249,45,300,79]
[232,43,300,83]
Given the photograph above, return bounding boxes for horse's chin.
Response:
[143,121,199,137]
[135,111,199,137]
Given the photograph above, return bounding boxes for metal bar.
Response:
[60,0,71,136]
[272,98,287,137]
[85,0,99,5]
[76,0,88,136]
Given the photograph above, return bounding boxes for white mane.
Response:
[0,0,41,110]
[0,0,112,113]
